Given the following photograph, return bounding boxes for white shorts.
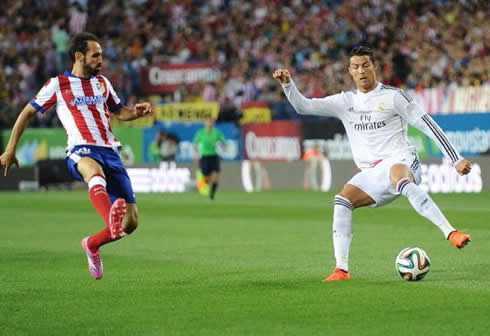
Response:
[347,152,422,208]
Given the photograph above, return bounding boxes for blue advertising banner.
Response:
[142,121,242,163]
[427,114,490,157]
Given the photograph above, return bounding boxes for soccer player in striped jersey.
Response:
[273,46,472,281]
[0,32,152,280]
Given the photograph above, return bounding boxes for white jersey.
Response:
[282,80,461,169]
[30,70,122,150]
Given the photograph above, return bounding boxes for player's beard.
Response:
[82,59,101,77]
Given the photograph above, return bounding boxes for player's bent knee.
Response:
[338,184,375,208]
[389,163,414,187]
[336,192,354,207]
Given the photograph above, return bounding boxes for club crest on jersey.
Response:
[69,95,105,106]
[96,80,106,94]
[376,102,386,111]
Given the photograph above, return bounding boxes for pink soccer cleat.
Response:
[109,198,127,239]
[81,237,103,280]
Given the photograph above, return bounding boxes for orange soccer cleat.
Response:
[322,267,351,281]
[448,230,471,249]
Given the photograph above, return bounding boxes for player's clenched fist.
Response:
[272,69,291,84]
[455,159,472,176]
[134,102,152,117]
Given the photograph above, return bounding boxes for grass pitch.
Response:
[1,190,489,335]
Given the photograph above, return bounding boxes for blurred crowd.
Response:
[0,0,488,128]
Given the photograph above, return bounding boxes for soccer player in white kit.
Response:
[273,46,472,281]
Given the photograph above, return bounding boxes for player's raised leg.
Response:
[74,157,127,279]
[323,184,375,281]
[391,163,470,249]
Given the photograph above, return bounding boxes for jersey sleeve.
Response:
[393,89,425,123]
[394,90,462,165]
[281,80,342,117]
[29,78,58,114]
[103,76,123,113]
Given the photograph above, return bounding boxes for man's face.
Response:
[348,55,377,92]
[204,117,213,128]
[79,41,103,77]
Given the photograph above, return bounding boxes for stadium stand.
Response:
[0,0,487,128]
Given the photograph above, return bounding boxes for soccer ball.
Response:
[395,247,431,281]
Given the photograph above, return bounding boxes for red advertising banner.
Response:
[140,62,220,94]
[242,121,302,161]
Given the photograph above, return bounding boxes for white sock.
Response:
[333,195,353,272]
[88,174,106,189]
[396,178,455,238]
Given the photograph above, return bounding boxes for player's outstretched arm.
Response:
[393,91,471,175]
[272,68,339,117]
[0,104,37,176]
[113,102,153,121]
[411,119,470,175]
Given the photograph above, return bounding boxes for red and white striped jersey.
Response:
[30,70,123,150]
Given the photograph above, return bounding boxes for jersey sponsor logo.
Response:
[351,115,387,131]
[353,120,387,131]
[74,147,91,155]
[69,95,105,106]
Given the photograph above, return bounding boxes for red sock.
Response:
[87,227,113,252]
[88,177,111,225]
[87,175,113,251]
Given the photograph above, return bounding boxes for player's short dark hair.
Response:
[68,32,100,62]
[349,46,375,65]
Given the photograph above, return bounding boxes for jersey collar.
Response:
[357,81,382,95]
[63,69,95,80]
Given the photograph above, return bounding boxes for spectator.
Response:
[0,0,487,128]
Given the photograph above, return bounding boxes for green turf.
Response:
[1,190,489,335]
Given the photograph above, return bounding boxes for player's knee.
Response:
[337,184,375,208]
[389,164,414,187]
[336,192,354,207]
[123,211,139,234]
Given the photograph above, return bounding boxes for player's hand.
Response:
[272,69,291,84]
[0,151,19,176]
[455,159,471,175]
[134,102,152,118]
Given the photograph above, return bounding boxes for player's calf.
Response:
[122,208,139,234]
